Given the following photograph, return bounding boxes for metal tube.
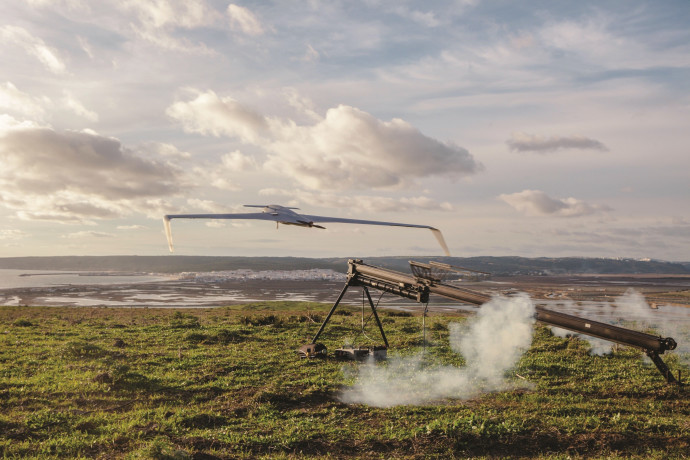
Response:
[534,306,676,354]
[428,283,491,305]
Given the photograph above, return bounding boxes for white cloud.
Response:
[123,0,217,29]
[301,44,320,63]
[137,142,192,159]
[0,127,187,223]
[189,151,256,191]
[168,90,481,190]
[0,26,66,75]
[167,90,269,142]
[26,0,86,9]
[498,190,612,217]
[185,199,236,213]
[227,4,265,36]
[507,132,608,153]
[220,150,257,171]
[121,0,219,53]
[61,91,99,122]
[1,82,99,124]
[392,6,441,28]
[0,82,49,120]
[117,225,148,230]
[0,115,41,131]
[259,188,454,213]
[265,104,481,190]
[0,229,27,240]
[62,231,115,239]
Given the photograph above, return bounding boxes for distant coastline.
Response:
[0,255,688,276]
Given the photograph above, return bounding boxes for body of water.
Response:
[0,269,173,289]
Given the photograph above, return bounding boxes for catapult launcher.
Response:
[299,259,680,384]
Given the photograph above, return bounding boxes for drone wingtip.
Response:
[429,227,451,257]
[163,216,174,253]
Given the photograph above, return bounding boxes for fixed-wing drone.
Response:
[163,204,450,255]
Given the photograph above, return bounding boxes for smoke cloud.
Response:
[339,293,535,407]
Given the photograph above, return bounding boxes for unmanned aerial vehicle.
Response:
[163,204,450,255]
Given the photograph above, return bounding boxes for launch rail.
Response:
[300,259,680,384]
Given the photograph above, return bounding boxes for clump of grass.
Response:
[179,413,228,429]
[141,437,190,460]
[184,332,207,344]
[170,312,200,329]
[12,318,33,327]
[62,340,105,358]
[387,311,412,317]
[240,314,283,327]
[25,409,72,432]
[431,321,446,331]
[214,328,249,344]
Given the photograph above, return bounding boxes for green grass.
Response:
[0,304,688,459]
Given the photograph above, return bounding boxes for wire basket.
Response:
[409,260,490,283]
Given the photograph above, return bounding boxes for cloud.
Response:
[1,82,98,123]
[0,26,66,75]
[0,229,27,240]
[123,0,217,29]
[190,151,257,191]
[219,150,257,171]
[167,90,269,142]
[264,104,481,189]
[61,231,115,239]
[60,91,98,122]
[392,6,441,28]
[507,132,608,153]
[26,0,85,9]
[168,90,482,190]
[185,198,237,213]
[259,188,453,213]
[0,126,187,223]
[227,4,265,36]
[136,142,191,159]
[122,0,219,53]
[499,190,612,217]
[0,82,49,119]
[301,44,320,63]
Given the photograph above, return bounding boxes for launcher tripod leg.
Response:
[363,286,389,348]
[310,280,351,345]
[646,350,678,384]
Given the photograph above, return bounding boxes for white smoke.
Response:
[339,293,535,407]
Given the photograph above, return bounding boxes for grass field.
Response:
[1,302,688,459]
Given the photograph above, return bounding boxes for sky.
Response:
[0,0,688,261]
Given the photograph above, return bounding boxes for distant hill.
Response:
[0,255,688,276]
[0,256,335,273]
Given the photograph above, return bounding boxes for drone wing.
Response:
[163,213,278,252]
[300,214,451,256]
